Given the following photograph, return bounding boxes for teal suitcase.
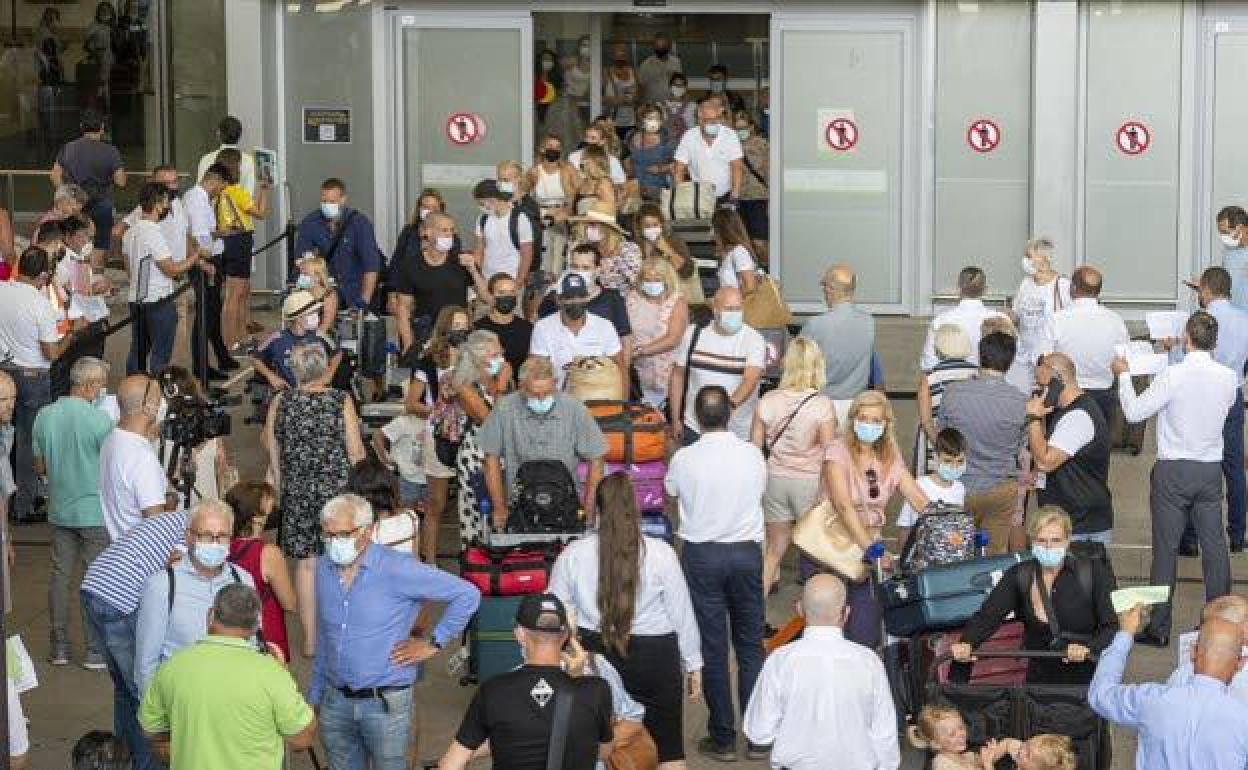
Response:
[465,596,524,685]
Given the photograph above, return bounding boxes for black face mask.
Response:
[158,205,171,221]
[494,296,517,315]
[542,148,561,163]
[563,303,587,321]
[447,330,470,347]
[655,47,670,58]
[166,186,181,199]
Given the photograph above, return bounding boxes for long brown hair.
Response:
[427,304,469,369]
[711,207,756,262]
[595,472,642,657]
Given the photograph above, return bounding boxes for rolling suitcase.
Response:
[465,595,524,685]
[577,459,667,512]
[878,552,1025,637]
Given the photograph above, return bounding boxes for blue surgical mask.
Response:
[703,122,721,137]
[641,281,665,297]
[718,310,743,334]
[295,274,314,290]
[93,388,108,409]
[487,357,503,376]
[320,202,341,220]
[527,395,555,415]
[326,536,360,567]
[195,542,228,569]
[936,462,965,483]
[1032,545,1066,569]
[854,420,885,444]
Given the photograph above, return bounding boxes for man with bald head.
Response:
[1046,265,1129,431]
[98,374,171,540]
[1168,595,1248,699]
[744,575,898,769]
[1025,352,1114,542]
[800,263,875,400]
[669,286,765,444]
[1091,602,1248,768]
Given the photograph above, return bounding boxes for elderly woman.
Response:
[914,324,978,475]
[751,338,837,598]
[449,330,510,548]
[626,257,688,408]
[264,342,365,657]
[953,507,1117,685]
[818,390,931,648]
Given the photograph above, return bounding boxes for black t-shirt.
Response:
[476,315,534,374]
[455,665,613,770]
[390,224,472,321]
[538,289,632,338]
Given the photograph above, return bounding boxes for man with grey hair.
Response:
[744,575,899,769]
[478,356,607,531]
[134,499,253,694]
[800,263,875,400]
[253,289,341,390]
[920,266,1009,370]
[98,373,172,540]
[33,355,115,667]
[1168,595,1248,700]
[140,583,317,768]
[312,493,478,769]
[33,182,89,240]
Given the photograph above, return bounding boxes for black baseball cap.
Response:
[472,179,510,202]
[515,593,569,633]
[559,272,590,300]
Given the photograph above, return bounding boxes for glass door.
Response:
[1201,18,1248,276]
[392,11,532,238]
[770,13,916,314]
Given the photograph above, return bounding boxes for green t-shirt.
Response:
[32,396,113,528]
[138,636,313,770]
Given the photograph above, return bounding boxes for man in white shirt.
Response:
[472,179,534,288]
[182,164,233,380]
[1115,310,1239,646]
[529,273,622,390]
[0,247,83,522]
[122,182,197,375]
[744,575,899,770]
[195,116,256,198]
[99,374,171,540]
[1167,595,1248,700]
[669,287,765,445]
[665,385,767,762]
[920,266,1009,370]
[673,97,745,202]
[1046,266,1129,427]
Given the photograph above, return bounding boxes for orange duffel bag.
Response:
[585,400,668,465]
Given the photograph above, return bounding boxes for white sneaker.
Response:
[48,647,70,666]
[82,652,107,671]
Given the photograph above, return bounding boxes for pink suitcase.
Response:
[578,460,667,512]
[933,621,1028,685]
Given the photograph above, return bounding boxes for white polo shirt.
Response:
[665,430,766,543]
[530,312,621,388]
[475,206,534,280]
[673,126,744,198]
[0,280,61,369]
[123,219,175,303]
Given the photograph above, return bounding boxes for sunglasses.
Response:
[865,469,880,500]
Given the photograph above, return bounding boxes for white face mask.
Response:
[641,281,665,297]
[541,59,555,72]
[435,235,454,252]
[418,207,431,221]
[670,85,687,98]
[1221,232,1241,249]
[736,128,750,141]
[499,181,515,195]
[703,123,721,137]
[303,313,320,331]
[644,118,662,133]
[579,44,591,57]
[642,226,662,243]
[1021,257,1038,276]
[585,224,604,243]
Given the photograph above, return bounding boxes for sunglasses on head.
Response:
[865,469,880,500]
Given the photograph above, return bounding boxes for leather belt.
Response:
[337,684,410,699]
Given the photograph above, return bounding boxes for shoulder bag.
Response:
[677,321,707,425]
[742,153,768,189]
[792,500,867,583]
[763,392,818,460]
[660,182,716,222]
[742,273,793,330]
[1019,559,1093,651]
[546,683,575,770]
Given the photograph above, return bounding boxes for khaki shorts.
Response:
[422,429,456,480]
[762,474,822,524]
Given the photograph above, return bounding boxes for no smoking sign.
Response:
[824,118,858,152]
[446,112,486,146]
[1116,121,1150,156]
[967,119,1001,153]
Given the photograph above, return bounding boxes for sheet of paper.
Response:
[6,636,36,693]
[1114,341,1168,376]
[1111,585,1171,614]
[69,294,109,323]
[1145,311,1186,341]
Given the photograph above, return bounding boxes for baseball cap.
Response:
[558,272,590,301]
[515,593,569,633]
[282,289,323,321]
[472,179,510,202]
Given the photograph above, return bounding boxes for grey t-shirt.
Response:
[477,392,607,490]
[801,303,875,400]
[937,374,1027,494]
[56,137,123,201]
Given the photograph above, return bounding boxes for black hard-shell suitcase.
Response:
[878,552,1026,637]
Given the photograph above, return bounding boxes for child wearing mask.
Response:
[252,290,341,391]
[896,428,968,546]
[293,255,337,335]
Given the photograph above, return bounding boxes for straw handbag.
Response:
[792,500,867,582]
[742,275,793,330]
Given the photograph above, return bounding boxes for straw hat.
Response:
[282,289,323,321]
[568,201,626,235]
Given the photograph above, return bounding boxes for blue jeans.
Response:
[87,198,114,251]
[319,685,412,770]
[80,591,164,770]
[680,540,764,747]
[5,367,51,520]
[1181,399,1245,547]
[127,300,178,375]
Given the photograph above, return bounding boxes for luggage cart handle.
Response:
[928,650,1099,683]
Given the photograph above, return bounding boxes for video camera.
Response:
[158,372,240,448]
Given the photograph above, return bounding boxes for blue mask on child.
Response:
[936,463,965,482]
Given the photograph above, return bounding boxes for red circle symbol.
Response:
[1115,121,1150,156]
[446,113,485,146]
[967,119,1001,153]
[825,118,858,152]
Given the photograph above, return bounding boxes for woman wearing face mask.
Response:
[711,208,759,295]
[817,390,931,648]
[226,480,295,663]
[663,73,696,142]
[627,104,675,202]
[733,110,770,266]
[953,507,1117,685]
[634,203,704,307]
[564,35,595,127]
[570,201,642,292]
[1010,237,1071,392]
[604,42,639,142]
[527,135,579,273]
[626,258,688,408]
[447,331,510,549]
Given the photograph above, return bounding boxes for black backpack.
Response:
[507,460,582,534]
[478,196,543,275]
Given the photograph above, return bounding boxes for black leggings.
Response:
[579,630,686,762]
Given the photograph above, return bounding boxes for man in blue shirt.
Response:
[1091,603,1248,770]
[1217,206,1248,312]
[294,177,384,310]
[311,494,479,769]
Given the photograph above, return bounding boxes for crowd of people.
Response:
[0,78,1246,770]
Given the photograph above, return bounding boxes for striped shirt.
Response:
[914,357,978,475]
[81,511,190,615]
[675,323,766,439]
[936,372,1027,494]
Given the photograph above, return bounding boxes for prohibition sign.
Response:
[967,119,1001,153]
[825,118,858,152]
[1115,121,1150,156]
[446,112,485,145]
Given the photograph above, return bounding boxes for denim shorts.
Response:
[398,478,427,505]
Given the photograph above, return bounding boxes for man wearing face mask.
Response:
[1216,205,1248,312]
[133,500,254,698]
[706,64,747,115]
[183,164,233,382]
[311,494,479,769]
[50,214,112,395]
[669,286,765,445]
[472,179,535,291]
[253,290,340,391]
[530,272,624,391]
[475,273,533,375]
[663,73,697,139]
[1026,353,1114,544]
[392,211,488,354]
[478,357,608,530]
[0,247,87,523]
[98,374,175,540]
[294,177,384,311]
[604,42,639,141]
[638,34,683,105]
[673,96,745,205]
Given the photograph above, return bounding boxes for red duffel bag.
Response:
[460,545,556,597]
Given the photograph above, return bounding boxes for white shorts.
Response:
[762,474,821,524]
